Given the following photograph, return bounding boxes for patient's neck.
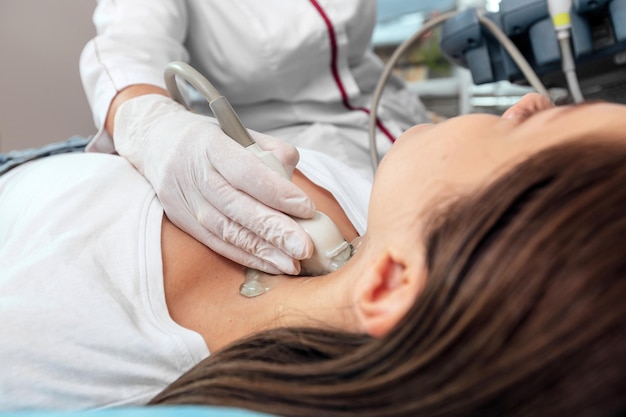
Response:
[161,170,360,353]
[161,217,357,352]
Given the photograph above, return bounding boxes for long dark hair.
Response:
[151,141,626,417]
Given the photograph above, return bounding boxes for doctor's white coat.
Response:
[80,0,429,178]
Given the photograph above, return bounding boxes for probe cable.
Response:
[368,10,551,172]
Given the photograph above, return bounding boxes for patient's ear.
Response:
[354,250,426,338]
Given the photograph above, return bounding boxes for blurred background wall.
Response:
[0,0,97,152]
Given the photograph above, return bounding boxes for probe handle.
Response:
[208,96,255,148]
[246,143,290,179]
[164,62,288,177]
[209,97,289,177]
[164,61,349,276]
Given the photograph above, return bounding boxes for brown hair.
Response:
[151,141,626,417]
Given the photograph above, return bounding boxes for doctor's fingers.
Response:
[170,204,300,275]
[198,181,314,263]
[207,140,316,220]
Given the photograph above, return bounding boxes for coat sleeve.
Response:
[80,0,190,151]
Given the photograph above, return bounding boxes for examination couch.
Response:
[2,406,274,417]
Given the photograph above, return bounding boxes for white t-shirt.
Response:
[0,150,370,410]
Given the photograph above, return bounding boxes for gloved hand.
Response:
[113,94,316,274]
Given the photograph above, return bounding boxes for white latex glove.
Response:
[113,94,316,274]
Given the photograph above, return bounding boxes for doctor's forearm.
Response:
[105,84,170,137]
